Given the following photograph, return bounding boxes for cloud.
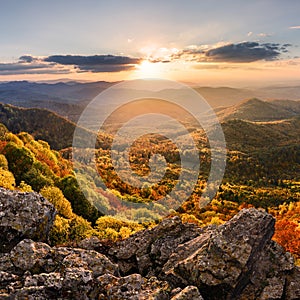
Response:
[257,32,272,37]
[44,54,141,72]
[205,42,286,62]
[172,42,290,63]
[19,55,36,63]
[289,25,300,29]
[0,54,142,75]
[0,59,71,75]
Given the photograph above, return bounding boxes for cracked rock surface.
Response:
[0,188,299,299]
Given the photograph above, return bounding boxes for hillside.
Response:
[222,115,300,151]
[0,81,299,120]
[218,98,300,121]
[0,100,299,266]
[0,80,116,121]
[0,103,86,149]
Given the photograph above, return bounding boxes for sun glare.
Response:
[136,60,164,78]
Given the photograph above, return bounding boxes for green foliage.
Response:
[75,171,110,215]
[216,183,299,209]
[3,142,35,184]
[40,186,73,219]
[129,208,161,223]
[23,161,54,191]
[59,175,101,224]
[0,103,90,150]
[49,215,71,245]
[69,215,94,241]
[95,216,143,240]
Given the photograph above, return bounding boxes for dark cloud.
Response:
[75,64,136,73]
[204,42,289,62]
[0,63,70,75]
[0,57,71,75]
[44,54,141,72]
[19,55,36,63]
[0,54,142,75]
[0,62,45,72]
[173,42,291,63]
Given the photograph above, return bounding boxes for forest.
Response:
[0,103,299,266]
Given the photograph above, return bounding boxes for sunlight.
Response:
[136,60,164,78]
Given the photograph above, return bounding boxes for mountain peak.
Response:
[219,97,300,122]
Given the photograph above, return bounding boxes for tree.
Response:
[23,161,54,191]
[40,186,73,218]
[59,175,101,224]
[49,215,71,245]
[3,142,34,184]
[0,168,15,190]
[69,215,94,241]
[273,219,300,256]
[0,154,8,170]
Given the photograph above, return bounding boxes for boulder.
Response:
[109,208,300,300]
[0,187,299,299]
[108,215,204,275]
[0,188,56,252]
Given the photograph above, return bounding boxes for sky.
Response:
[1,0,300,86]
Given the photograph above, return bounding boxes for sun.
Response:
[136,60,164,78]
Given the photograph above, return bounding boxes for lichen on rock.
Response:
[0,188,299,299]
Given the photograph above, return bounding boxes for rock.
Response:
[10,239,51,272]
[166,209,276,299]
[108,208,300,300]
[171,286,203,300]
[238,240,295,300]
[0,187,299,300]
[0,188,56,252]
[2,240,120,299]
[97,273,170,299]
[109,216,204,275]
[77,236,104,251]
[286,267,300,300]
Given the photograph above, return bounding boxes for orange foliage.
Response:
[273,219,300,257]
[0,141,8,153]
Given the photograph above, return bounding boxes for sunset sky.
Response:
[1,0,300,86]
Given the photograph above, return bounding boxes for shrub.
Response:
[40,186,73,218]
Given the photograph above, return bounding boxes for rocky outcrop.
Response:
[0,188,56,253]
[108,209,300,300]
[0,188,299,299]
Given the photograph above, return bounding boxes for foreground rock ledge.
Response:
[0,187,56,253]
[0,189,299,299]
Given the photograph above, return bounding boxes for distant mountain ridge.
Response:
[0,97,299,154]
[0,81,299,122]
[0,80,116,121]
[0,103,80,149]
[218,98,300,121]
[222,115,300,152]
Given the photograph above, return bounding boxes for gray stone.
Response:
[171,285,204,300]
[0,188,56,252]
[0,187,299,300]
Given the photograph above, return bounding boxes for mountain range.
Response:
[0,80,299,122]
[0,89,299,153]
